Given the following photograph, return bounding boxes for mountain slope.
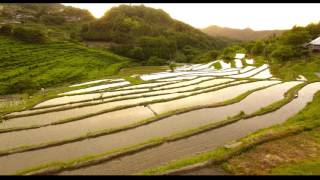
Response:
[202,25,285,41]
[81,5,238,63]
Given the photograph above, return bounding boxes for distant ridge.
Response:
[202,25,286,41]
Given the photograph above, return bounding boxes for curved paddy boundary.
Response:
[226,67,269,79]
[28,77,221,111]
[37,64,259,100]
[10,82,310,175]
[0,82,283,157]
[0,80,128,118]
[141,95,320,175]
[3,65,259,118]
[2,79,249,121]
[57,74,207,97]
[180,65,261,78]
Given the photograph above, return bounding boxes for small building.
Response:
[306,37,320,52]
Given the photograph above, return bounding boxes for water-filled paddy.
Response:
[150,80,280,114]
[0,82,317,175]
[0,56,318,175]
[60,81,130,95]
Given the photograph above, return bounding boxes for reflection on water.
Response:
[171,55,309,82]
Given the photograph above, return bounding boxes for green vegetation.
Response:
[0,3,94,41]
[117,66,169,77]
[271,159,320,175]
[0,35,129,95]
[81,5,238,64]
[212,61,222,69]
[223,22,320,81]
[268,54,320,81]
[246,23,319,61]
[168,63,177,72]
[0,25,49,43]
[218,45,246,60]
[122,76,145,85]
[225,128,320,175]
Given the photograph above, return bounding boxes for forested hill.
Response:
[80,5,239,64]
[0,3,95,41]
[202,25,285,41]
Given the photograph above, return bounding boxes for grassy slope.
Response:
[226,128,320,175]
[0,35,130,94]
[224,90,320,175]
[268,54,320,81]
[0,35,131,116]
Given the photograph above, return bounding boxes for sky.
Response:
[62,3,320,31]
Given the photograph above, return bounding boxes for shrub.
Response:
[173,51,187,63]
[146,56,167,66]
[169,63,177,72]
[3,76,38,95]
[41,14,66,25]
[0,24,13,35]
[12,27,48,43]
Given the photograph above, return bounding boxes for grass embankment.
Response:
[2,77,240,120]
[117,66,169,77]
[0,81,260,155]
[0,35,130,115]
[267,54,320,81]
[225,128,320,175]
[14,82,301,175]
[139,85,320,175]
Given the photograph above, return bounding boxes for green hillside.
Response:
[0,35,129,95]
[0,3,95,41]
[81,5,238,64]
[221,22,320,81]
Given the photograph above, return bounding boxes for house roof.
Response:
[310,37,320,45]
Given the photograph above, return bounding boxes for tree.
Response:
[280,29,311,46]
[250,40,264,55]
[129,47,145,60]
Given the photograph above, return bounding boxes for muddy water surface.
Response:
[0,81,308,175]
[150,80,281,114]
[56,82,320,175]
[60,81,130,95]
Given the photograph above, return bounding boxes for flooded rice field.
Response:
[0,55,318,175]
[60,81,130,95]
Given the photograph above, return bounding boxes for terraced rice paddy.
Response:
[0,57,319,175]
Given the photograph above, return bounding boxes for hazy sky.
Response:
[63,3,320,31]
